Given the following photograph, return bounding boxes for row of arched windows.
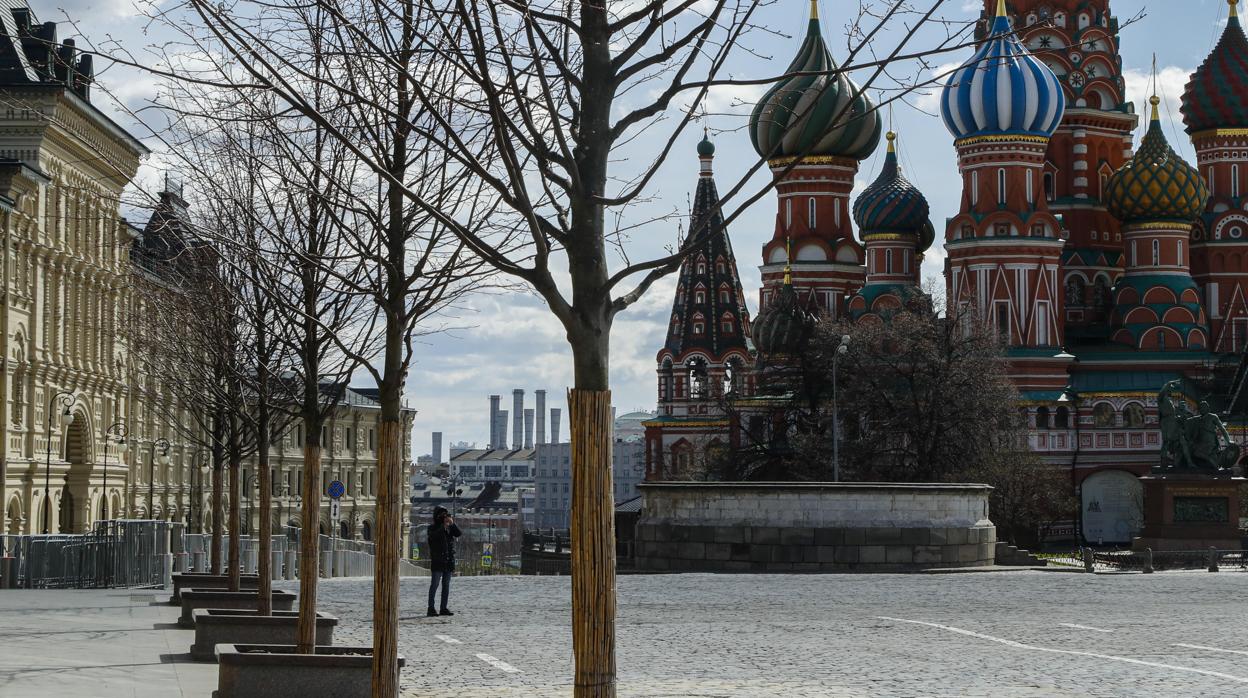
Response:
[1031,402,1148,430]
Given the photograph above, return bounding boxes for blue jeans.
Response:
[428,570,452,610]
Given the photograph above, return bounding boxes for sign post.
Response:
[328,480,344,576]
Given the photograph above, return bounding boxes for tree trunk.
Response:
[257,426,272,615]
[295,441,322,653]
[568,386,616,698]
[228,428,242,592]
[210,461,223,575]
[371,416,403,696]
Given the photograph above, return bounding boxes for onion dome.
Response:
[852,132,935,252]
[940,0,1065,142]
[697,133,716,157]
[1181,0,1248,135]
[752,267,815,358]
[749,1,881,161]
[1106,97,1210,224]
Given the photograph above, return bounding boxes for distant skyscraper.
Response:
[432,432,443,465]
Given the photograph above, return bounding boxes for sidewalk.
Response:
[0,588,217,697]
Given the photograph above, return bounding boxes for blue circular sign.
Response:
[328,480,345,499]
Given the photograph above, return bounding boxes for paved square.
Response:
[284,570,1248,697]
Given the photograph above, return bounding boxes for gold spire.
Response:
[810,0,818,20]
[886,131,897,153]
[995,0,1007,18]
[1150,95,1161,121]
[784,236,793,285]
[1233,0,1240,20]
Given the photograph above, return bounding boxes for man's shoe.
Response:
[439,608,454,616]
[426,607,438,617]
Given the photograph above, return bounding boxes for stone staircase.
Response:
[995,541,1046,566]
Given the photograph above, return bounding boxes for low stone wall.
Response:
[634,482,996,573]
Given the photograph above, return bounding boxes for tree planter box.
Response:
[179,590,296,628]
[190,610,337,662]
[170,573,261,604]
[214,644,404,698]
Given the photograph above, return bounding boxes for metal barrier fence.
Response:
[1086,548,1248,573]
[1,522,424,590]
[1,520,173,589]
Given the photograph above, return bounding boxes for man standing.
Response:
[427,506,462,617]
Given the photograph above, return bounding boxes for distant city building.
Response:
[534,441,645,529]
[449,448,535,482]
[613,410,657,443]
[432,431,443,465]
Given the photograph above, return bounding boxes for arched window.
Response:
[1036,406,1051,429]
[695,290,705,304]
[885,249,894,274]
[971,171,979,205]
[1092,403,1115,428]
[1178,240,1184,266]
[1123,403,1145,428]
[1026,170,1034,203]
[1234,164,1241,199]
[785,199,792,227]
[719,287,730,304]
[1152,239,1160,266]
[1044,171,1055,201]
[1055,406,1070,429]
[998,168,1007,204]
[834,198,841,226]
[808,197,817,228]
[721,314,734,334]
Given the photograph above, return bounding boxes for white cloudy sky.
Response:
[40,0,1238,453]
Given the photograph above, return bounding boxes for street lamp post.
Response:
[244,473,259,536]
[43,391,78,534]
[148,438,171,520]
[101,422,128,522]
[832,334,850,483]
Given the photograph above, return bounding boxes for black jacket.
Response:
[428,522,462,572]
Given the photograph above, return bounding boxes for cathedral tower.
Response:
[748,0,881,318]
[1003,0,1138,332]
[1184,0,1248,352]
[942,0,1070,394]
[848,131,934,321]
[1105,96,1211,350]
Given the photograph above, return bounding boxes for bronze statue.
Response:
[1157,381,1240,473]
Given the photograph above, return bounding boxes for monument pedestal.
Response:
[1132,475,1244,551]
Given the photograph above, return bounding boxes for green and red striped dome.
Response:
[1181,1,1248,134]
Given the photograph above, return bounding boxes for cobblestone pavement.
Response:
[279,569,1248,698]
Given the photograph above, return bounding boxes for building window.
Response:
[995,223,1010,237]
[1044,172,1055,201]
[1026,170,1034,203]
[697,262,706,275]
[903,250,910,275]
[1032,224,1045,237]
[961,225,974,240]
[995,301,1010,343]
[785,199,792,227]
[1234,165,1241,199]
[1152,239,1160,266]
[720,288,730,304]
[1055,407,1070,429]
[885,249,893,274]
[1123,403,1145,428]
[721,317,734,334]
[971,171,979,205]
[808,197,816,228]
[1178,240,1184,266]
[998,168,1007,204]
[1036,407,1050,429]
[834,198,841,226]
[695,291,705,304]
[1092,403,1115,428]
[693,322,704,335]
[1036,302,1050,345]
[1209,167,1216,196]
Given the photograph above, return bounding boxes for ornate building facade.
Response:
[0,5,201,535]
[646,0,1248,543]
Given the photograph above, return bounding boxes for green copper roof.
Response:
[748,7,880,161]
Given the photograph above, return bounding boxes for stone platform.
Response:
[633,482,996,572]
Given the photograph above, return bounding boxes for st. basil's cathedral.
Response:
[643,0,1248,543]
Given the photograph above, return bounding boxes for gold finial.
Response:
[886,131,897,153]
[1150,95,1160,121]
[810,0,818,20]
[995,0,1007,18]
[1233,0,1240,20]
[784,236,793,285]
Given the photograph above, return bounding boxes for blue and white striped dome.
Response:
[940,1,1065,142]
